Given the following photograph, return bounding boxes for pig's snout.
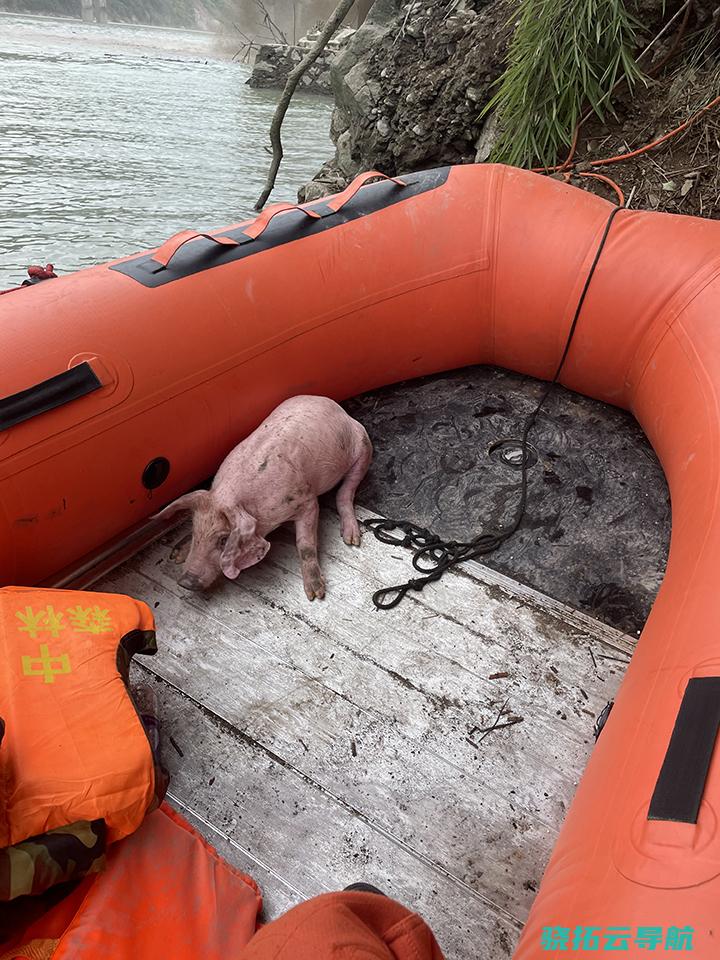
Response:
[178,572,204,591]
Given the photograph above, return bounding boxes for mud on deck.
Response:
[345,365,670,636]
[99,506,634,959]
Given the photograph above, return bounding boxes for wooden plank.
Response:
[125,508,630,763]
[96,504,632,943]
[136,667,522,959]
[117,563,552,919]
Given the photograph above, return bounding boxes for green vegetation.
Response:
[487,0,645,168]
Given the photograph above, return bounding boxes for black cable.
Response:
[366,202,625,610]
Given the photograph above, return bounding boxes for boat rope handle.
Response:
[241,202,321,241]
[325,171,407,213]
[150,174,406,272]
[150,230,240,269]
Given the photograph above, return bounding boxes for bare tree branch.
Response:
[253,0,288,45]
[254,0,358,211]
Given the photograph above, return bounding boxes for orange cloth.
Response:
[239,892,445,960]
[8,805,261,960]
[51,805,261,959]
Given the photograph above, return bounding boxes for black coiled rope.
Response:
[366,203,625,610]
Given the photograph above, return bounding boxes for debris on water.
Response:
[169,735,184,757]
[350,739,357,757]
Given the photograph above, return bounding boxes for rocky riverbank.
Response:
[247,43,335,95]
[247,24,359,96]
[299,0,511,200]
[299,0,720,218]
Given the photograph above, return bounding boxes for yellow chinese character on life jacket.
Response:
[66,605,113,634]
[16,605,65,639]
[22,644,71,684]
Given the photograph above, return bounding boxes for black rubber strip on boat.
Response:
[648,676,720,824]
[0,362,101,432]
[110,167,451,288]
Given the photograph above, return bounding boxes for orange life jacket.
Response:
[5,803,442,960]
[0,586,167,900]
[3,804,262,960]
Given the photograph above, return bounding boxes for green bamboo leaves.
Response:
[487,0,645,168]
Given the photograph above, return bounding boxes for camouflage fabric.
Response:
[0,938,58,960]
[0,819,106,901]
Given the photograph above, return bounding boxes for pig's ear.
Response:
[153,490,209,521]
[220,510,270,579]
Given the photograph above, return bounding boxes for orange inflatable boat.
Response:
[2,164,720,954]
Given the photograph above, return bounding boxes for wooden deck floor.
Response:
[97,506,633,959]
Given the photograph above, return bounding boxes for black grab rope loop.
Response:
[367,202,626,610]
[372,581,419,610]
[363,518,444,551]
[412,544,454,571]
[372,571,446,610]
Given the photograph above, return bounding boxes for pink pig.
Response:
[155,395,372,600]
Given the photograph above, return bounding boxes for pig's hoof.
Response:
[307,582,326,601]
[304,570,326,601]
[342,522,362,547]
